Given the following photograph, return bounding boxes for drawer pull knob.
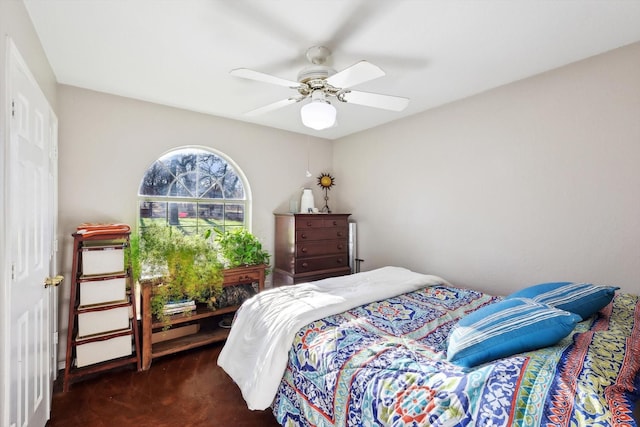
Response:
[337,232,343,237]
[301,234,307,239]
[302,262,309,268]
[333,221,337,226]
[337,245,343,250]
[337,258,343,264]
[301,247,307,253]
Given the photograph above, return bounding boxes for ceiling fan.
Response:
[230,46,410,130]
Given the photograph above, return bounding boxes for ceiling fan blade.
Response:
[230,68,303,89]
[326,3,398,52]
[245,96,305,116]
[325,61,385,89]
[339,90,409,111]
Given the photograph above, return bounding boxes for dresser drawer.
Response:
[223,270,261,286]
[296,227,348,241]
[295,218,326,229]
[295,255,348,273]
[296,240,347,257]
[295,217,349,229]
[322,217,348,228]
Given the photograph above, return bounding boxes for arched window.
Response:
[138,147,250,234]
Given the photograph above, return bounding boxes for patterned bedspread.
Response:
[272,285,640,426]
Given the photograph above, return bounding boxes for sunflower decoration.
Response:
[317,173,335,213]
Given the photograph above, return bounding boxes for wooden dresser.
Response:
[274,213,351,286]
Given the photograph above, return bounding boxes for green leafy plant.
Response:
[134,223,224,325]
[127,231,141,286]
[214,228,271,273]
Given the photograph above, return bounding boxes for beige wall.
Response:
[0,1,58,108]
[335,42,640,296]
[56,85,333,357]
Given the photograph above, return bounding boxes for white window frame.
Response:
[137,145,252,234]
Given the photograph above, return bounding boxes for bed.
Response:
[218,267,640,427]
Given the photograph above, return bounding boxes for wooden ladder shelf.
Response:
[63,231,141,391]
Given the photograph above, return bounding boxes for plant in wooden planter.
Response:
[214,228,271,272]
[134,223,224,325]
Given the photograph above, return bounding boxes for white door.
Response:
[4,38,58,427]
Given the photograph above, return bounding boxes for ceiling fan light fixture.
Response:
[232,46,409,131]
[300,91,336,130]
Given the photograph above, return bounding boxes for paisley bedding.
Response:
[272,285,640,426]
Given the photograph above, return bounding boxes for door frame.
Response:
[1,34,12,427]
[49,118,59,381]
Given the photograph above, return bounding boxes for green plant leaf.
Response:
[214,228,271,272]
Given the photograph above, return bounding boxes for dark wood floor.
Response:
[47,343,281,427]
[47,342,640,426]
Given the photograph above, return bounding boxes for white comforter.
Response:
[217,266,448,410]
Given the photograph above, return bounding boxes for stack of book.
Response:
[162,300,196,316]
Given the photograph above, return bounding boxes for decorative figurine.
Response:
[317,172,335,213]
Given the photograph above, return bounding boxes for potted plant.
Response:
[133,223,224,325]
[211,228,271,312]
[214,228,271,272]
[132,225,271,326]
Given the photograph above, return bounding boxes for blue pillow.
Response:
[505,282,619,320]
[447,298,581,368]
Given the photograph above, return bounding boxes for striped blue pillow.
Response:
[506,282,619,320]
[447,298,581,368]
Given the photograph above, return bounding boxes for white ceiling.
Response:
[24,0,640,140]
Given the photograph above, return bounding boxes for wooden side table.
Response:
[141,264,266,370]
